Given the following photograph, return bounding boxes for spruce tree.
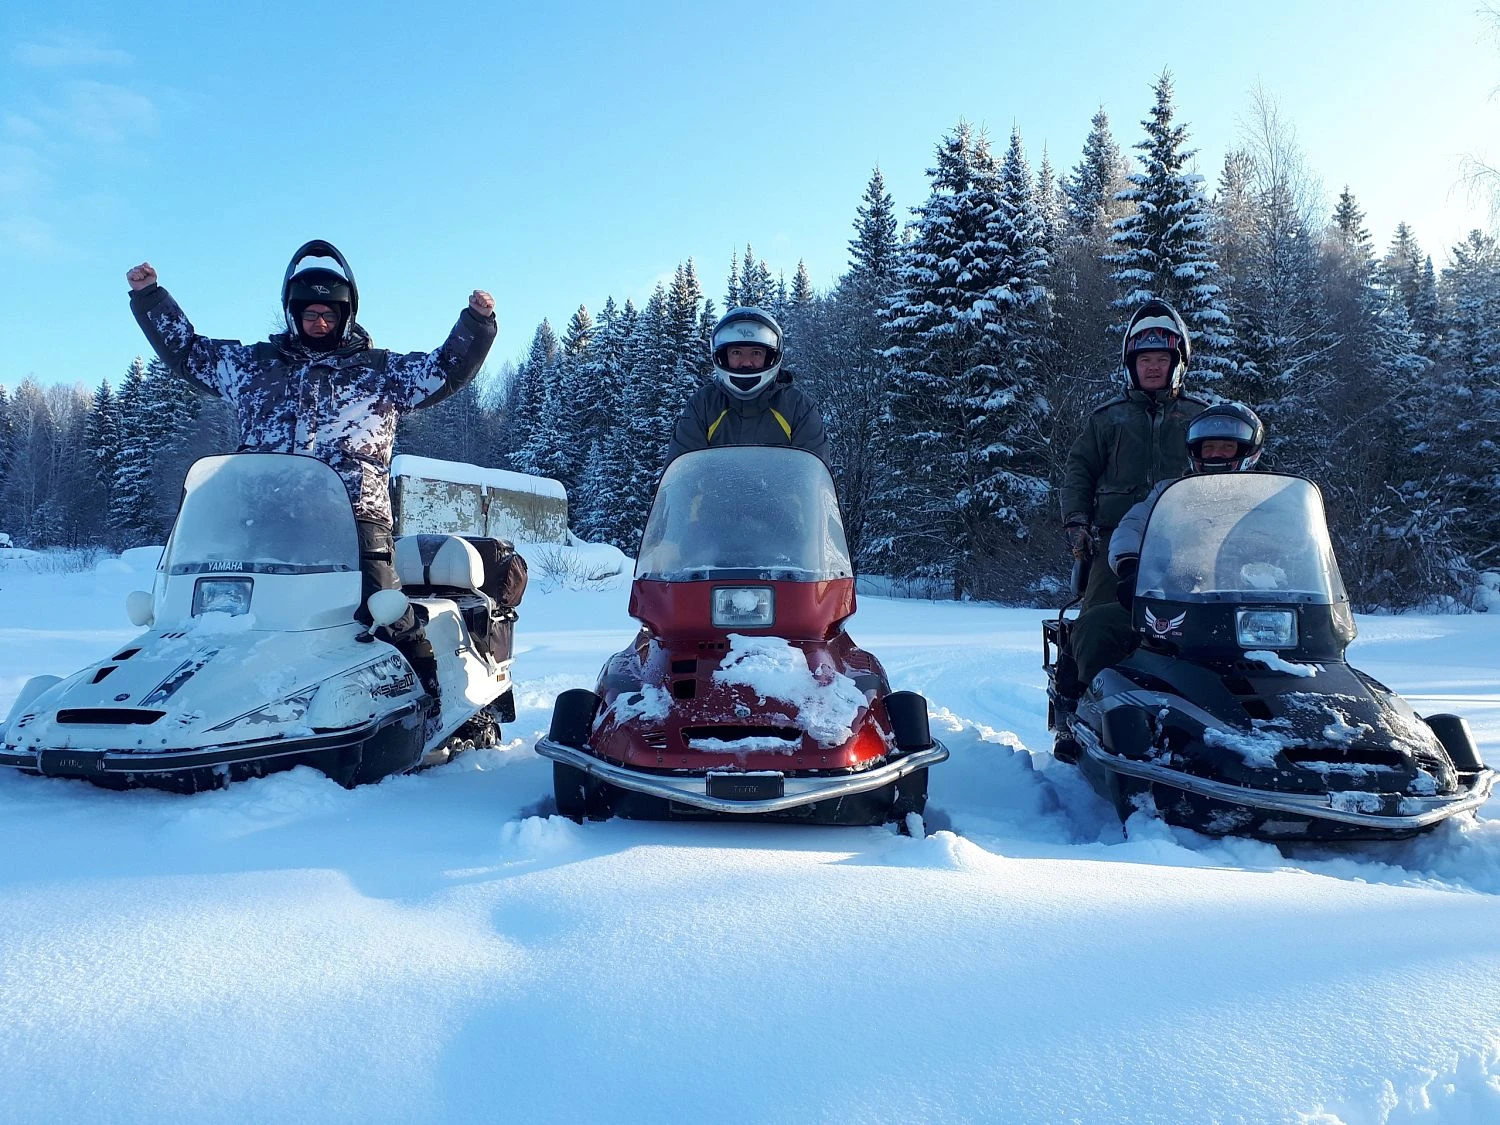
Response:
[1109,70,1234,376]
[1065,107,1129,236]
[1435,230,1500,575]
[508,321,559,475]
[109,358,159,546]
[879,121,1018,597]
[84,379,121,542]
[848,167,898,283]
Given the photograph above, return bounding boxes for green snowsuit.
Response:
[1061,387,1208,686]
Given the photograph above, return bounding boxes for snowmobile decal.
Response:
[1144,607,1187,638]
[141,650,220,707]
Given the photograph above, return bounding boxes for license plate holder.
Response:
[706,771,784,801]
[38,748,107,776]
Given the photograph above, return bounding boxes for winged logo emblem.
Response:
[1144,606,1187,637]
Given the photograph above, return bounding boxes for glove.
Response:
[1114,555,1139,609]
[1064,524,1094,560]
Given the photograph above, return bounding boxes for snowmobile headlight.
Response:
[192,577,252,617]
[1237,609,1297,649]
[712,586,774,628]
[207,687,318,732]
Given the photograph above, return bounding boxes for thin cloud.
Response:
[4,114,44,140]
[35,81,157,145]
[12,36,132,68]
[0,144,50,198]
[0,214,63,257]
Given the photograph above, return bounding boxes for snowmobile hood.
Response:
[590,627,891,773]
[5,626,420,755]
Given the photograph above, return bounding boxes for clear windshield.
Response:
[163,454,358,576]
[635,447,852,581]
[1135,474,1347,605]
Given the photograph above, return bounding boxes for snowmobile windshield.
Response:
[162,454,359,576]
[1135,474,1348,605]
[635,447,852,582]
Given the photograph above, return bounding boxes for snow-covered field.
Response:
[1,549,1498,1124]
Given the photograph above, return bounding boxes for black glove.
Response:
[1114,555,1139,609]
[1064,523,1094,560]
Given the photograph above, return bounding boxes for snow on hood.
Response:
[1202,720,1293,768]
[1243,650,1320,677]
[609,684,672,725]
[712,634,867,743]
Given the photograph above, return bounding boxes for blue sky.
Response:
[2,0,1497,392]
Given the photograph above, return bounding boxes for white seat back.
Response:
[395,535,485,592]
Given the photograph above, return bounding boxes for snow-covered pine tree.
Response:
[1378,224,1443,355]
[613,285,671,547]
[1042,109,1131,508]
[1222,93,1337,441]
[1064,107,1129,237]
[1314,191,1434,606]
[528,304,595,494]
[508,320,559,475]
[109,358,159,546]
[1109,70,1234,377]
[879,121,1020,598]
[142,358,205,530]
[661,262,707,433]
[1415,255,1442,356]
[0,384,12,508]
[972,127,1054,592]
[84,378,121,532]
[1033,147,1064,259]
[42,384,98,547]
[823,166,903,565]
[0,379,56,546]
[587,297,642,548]
[565,298,621,538]
[790,261,814,311]
[725,253,741,310]
[737,245,774,309]
[1434,230,1500,577]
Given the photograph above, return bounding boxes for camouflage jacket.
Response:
[1059,387,1208,532]
[130,283,495,525]
[665,371,829,467]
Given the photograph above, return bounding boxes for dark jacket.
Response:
[1059,387,1208,532]
[130,283,495,525]
[665,371,829,467]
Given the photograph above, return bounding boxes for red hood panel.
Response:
[590,589,893,772]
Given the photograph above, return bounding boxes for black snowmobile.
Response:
[1044,472,1493,840]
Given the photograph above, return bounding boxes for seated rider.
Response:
[1073,402,1267,689]
[665,306,830,467]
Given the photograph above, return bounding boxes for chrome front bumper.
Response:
[0,703,423,779]
[1079,731,1496,830]
[535,738,949,815]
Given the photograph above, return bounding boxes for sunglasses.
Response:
[300,309,340,324]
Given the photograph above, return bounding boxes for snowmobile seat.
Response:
[395,535,514,664]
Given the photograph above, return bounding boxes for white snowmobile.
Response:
[0,452,520,792]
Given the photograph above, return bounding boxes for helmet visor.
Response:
[713,319,780,353]
[1126,326,1181,355]
[1189,415,1258,445]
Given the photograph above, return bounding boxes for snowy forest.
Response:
[2,73,1497,609]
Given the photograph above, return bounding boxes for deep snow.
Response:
[0,550,1498,1125]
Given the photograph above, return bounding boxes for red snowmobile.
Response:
[535,446,947,824]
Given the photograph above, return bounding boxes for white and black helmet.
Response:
[1122,299,1191,394]
[1187,402,1265,473]
[711,306,783,399]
